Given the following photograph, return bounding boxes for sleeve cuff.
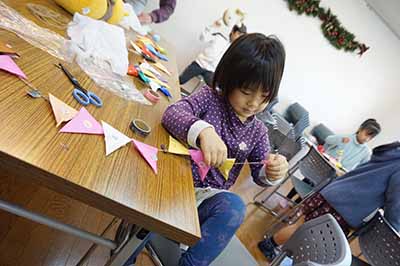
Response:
[187,120,214,148]
[258,165,284,186]
[149,12,158,23]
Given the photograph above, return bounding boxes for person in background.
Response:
[258,141,400,261]
[179,23,247,87]
[124,0,176,24]
[324,118,381,170]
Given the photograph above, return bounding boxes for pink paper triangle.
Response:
[60,107,103,135]
[0,55,27,79]
[132,139,158,174]
[189,149,210,182]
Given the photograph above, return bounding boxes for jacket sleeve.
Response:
[150,0,176,23]
[161,87,214,147]
[384,168,400,232]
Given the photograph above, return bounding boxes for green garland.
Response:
[286,0,369,56]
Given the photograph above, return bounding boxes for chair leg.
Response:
[270,251,288,266]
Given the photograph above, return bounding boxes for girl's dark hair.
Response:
[212,33,285,102]
[232,23,247,34]
[359,119,381,137]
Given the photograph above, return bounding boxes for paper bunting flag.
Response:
[132,139,158,174]
[0,55,26,79]
[168,136,189,155]
[49,93,78,127]
[189,149,210,182]
[218,159,236,180]
[60,107,103,135]
[101,121,132,156]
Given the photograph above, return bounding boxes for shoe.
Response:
[258,238,278,261]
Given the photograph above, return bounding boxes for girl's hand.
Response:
[265,154,288,181]
[199,127,227,167]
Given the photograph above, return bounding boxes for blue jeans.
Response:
[179,192,246,266]
[179,61,214,87]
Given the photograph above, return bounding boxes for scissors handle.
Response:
[87,91,103,107]
[73,89,90,106]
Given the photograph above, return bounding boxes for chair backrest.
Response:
[272,113,295,139]
[283,214,352,266]
[267,125,302,161]
[311,123,335,145]
[299,146,336,186]
[358,212,400,266]
[285,103,309,125]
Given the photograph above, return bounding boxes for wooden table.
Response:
[0,0,200,264]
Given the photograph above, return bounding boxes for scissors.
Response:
[55,63,103,107]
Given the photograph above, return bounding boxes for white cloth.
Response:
[119,3,148,36]
[67,13,128,76]
[195,25,229,72]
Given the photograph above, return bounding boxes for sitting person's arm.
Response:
[149,0,176,23]
[384,168,400,232]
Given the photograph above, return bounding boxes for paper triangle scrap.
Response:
[102,121,132,156]
[0,55,26,79]
[60,107,103,135]
[189,149,210,182]
[132,139,158,174]
[218,159,236,180]
[49,93,78,127]
[168,136,189,155]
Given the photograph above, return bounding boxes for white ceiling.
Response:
[365,0,400,39]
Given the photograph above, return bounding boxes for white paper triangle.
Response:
[102,121,132,156]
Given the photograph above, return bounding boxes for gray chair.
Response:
[254,145,336,218]
[358,212,400,266]
[146,234,258,266]
[271,214,352,266]
[311,124,335,145]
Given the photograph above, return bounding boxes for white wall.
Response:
[146,0,400,146]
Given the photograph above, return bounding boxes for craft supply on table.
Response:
[56,63,103,107]
[143,89,160,103]
[130,119,151,137]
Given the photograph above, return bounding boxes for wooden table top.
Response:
[0,0,200,246]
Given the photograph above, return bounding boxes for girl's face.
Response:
[228,88,269,122]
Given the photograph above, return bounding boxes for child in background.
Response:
[179,22,247,87]
[324,118,381,170]
[163,33,289,266]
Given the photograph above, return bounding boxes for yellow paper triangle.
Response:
[49,93,78,127]
[219,159,236,180]
[168,136,189,155]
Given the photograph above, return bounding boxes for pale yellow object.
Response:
[151,62,171,76]
[168,136,189,155]
[54,0,127,24]
[218,159,236,180]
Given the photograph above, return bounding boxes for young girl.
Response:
[162,33,288,266]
